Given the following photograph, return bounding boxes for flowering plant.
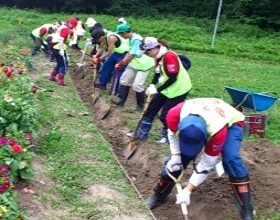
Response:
[0,70,40,138]
[0,136,34,183]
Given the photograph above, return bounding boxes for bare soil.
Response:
[67,62,280,220]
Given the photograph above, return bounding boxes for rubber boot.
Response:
[230,176,254,220]
[111,85,130,107]
[146,176,175,209]
[57,73,66,86]
[135,117,153,140]
[49,70,58,81]
[135,91,145,111]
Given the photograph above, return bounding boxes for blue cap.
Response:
[178,115,207,157]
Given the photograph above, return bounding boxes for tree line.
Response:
[1,0,280,31]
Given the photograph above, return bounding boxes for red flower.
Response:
[0,165,9,176]
[5,71,12,77]
[0,137,9,145]
[0,176,10,193]
[12,144,23,154]
[24,133,33,141]
[9,139,17,146]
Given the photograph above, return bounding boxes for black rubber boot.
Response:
[135,91,145,111]
[111,85,130,107]
[230,176,254,220]
[146,176,175,209]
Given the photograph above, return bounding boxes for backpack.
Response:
[178,54,191,71]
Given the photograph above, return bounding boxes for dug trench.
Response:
[69,62,280,220]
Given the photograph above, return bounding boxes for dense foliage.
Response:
[1,0,280,31]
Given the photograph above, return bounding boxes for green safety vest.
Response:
[106,31,129,54]
[158,52,192,98]
[129,34,154,71]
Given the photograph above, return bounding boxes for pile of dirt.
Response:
[69,63,280,220]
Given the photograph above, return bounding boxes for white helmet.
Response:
[85,17,97,28]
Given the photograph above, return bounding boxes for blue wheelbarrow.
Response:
[224,86,279,137]
[224,86,279,112]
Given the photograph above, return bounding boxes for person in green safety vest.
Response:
[133,37,192,144]
[112,24,154,111]
[91,28,129,94]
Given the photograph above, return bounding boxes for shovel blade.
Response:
[91,92,99,105]
[99,105,113,120]
[123,140,138,159]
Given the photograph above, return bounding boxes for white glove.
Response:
[166,155,182,172]
[86,38,92,46]
[176,188,191,206]
[59,50,64,57]
[145,84,157,96]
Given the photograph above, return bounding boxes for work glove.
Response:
[145,84,158,96]
[86,38,92,46]
[176,187,192,206]
[115,60,125,71]
[59,49,64,57]
[166,154,182,172]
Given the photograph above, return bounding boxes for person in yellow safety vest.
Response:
[91,28,129,94]
[31,24,56,57]
[48,18,77,86]
[131,37,192,143]
[146,98,254,220]
[112,24,155,111]
[69,18,86,51]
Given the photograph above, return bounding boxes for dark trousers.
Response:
[53,49,67,74]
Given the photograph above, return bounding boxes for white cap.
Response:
[118,17,127,24]
[140,37,159,50]
[85,17,97,28]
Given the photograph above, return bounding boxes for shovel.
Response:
[99,70,119,120]
[76,43,89,78]
[91,63,100,105]
[166,166,189,220]
[122,93,154,159]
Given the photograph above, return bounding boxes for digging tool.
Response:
[76,43,88,69]
[91,63,100,105]
[166,166,189,220]
[122,94,154,159]
[99,70,119,120]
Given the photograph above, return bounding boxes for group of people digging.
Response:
[31,18,254,220]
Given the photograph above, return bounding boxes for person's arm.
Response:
[166,102,185,172]
[58,28,70,51]
[39,27,47,38]
[99,35,116,61]
[157,51,179,92]
[188,126,228,187]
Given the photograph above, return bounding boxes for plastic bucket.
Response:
[244,114,267,138]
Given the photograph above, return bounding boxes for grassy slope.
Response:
[0,7,279,219]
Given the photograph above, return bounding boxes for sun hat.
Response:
[140,37,159,51]
[67,18,78,28]
[118,17,127,24]
[178,115,207,157]
[85,17,97,28]
[116,24,131,33]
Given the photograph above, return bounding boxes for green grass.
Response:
[32,69,153,219]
